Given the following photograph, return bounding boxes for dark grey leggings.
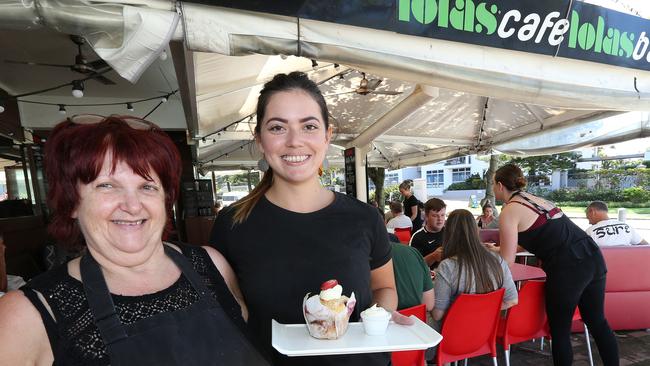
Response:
[545,251,619,366]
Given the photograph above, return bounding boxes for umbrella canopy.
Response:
[2,0,650,174]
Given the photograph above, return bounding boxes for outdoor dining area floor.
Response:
[456,329,650,365]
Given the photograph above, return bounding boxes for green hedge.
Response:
[556,201,650,208]
[446,174,485,191]
[536,187,650,204]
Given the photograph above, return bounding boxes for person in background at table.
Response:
[433,209,517,329]
[390,241,434,313]
[491,164,618,366]
[585,201,648,246]
[410,198,446,268]
[0,115,268,366]
[386,201,413,231]
[213,200,222,217]
[399,180,422,233]
[477,203,499,229]
[210,72,409,366]
[369,199,385,220]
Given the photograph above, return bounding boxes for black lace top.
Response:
[21,243,247,366]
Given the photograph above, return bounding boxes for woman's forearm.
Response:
[371,287,398,312]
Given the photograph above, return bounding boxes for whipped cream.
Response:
[319,284,343,301]
[361,304,390,318]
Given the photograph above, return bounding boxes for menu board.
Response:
[344,147,356,198]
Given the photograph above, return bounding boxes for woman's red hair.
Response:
[44,116,181,248]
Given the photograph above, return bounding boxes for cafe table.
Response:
[510,263,546,289]
[515,251,535,265]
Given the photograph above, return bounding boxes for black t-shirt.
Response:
[403,195,422,232]
[210,192,392,366]
[410,227,444,261]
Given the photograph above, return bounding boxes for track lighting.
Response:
[339,74,345,80]
[71,80,84,98]
[161,96,168,103]
[126,102,134,112]
[334,63,340,68]
[0,101,4,114]
[311,59,318,69]
[58,104,67,115]
[202,137,206,143]
[159,49,168,61]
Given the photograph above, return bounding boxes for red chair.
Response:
[497,281,548,366]
[437,288,505,366]
[565,309,594,366]
[391,304,427,366]
[497,281,594,366]
[394,227,412,244]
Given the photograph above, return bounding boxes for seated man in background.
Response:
[410,198,446,268]
[585,201,648,246]
[386,201,413,231]
[390,241,434,314]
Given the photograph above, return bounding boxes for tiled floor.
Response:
[430,329,650,365]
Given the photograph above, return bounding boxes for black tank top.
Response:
[21,243,249,366]
[511,192,598,269]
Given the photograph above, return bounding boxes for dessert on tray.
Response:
[360,304,391,335]
[303,279,356,339]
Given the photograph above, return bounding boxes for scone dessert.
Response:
[303,279,356,339]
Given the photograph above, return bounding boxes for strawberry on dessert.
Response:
[303,279,356,340]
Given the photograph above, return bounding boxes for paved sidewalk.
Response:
[461,329,650,365]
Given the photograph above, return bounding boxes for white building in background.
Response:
[384,155,489,198]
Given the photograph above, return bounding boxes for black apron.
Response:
[80,245,270,366]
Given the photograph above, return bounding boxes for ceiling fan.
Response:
[4,35,116,85]
[324,72,403,97]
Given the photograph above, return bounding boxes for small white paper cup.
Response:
[361,311,391,336]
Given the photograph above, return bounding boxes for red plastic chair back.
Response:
[394,227,412,244]
[391,304,427,366]
[498,281,549,349]
[437,288,505,365]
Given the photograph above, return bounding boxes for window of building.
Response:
[426,170,444,188]
[445,156,468,165]
[452,167,471,182]
[385,172,399,186]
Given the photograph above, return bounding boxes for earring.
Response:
[257,157,269,172]
[319,158,329,177]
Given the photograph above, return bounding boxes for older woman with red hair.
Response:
[0,115,268,366]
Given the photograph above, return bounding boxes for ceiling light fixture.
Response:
[58,104,67,115]
[159,49,168,61]
[126,102,134,112]
[334,63,340,68]
[161,96,168,103]
[0,101,4,114]
[311,59,318,69]
[71,80,84,98]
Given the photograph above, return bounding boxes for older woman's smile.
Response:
[111,219,147,226]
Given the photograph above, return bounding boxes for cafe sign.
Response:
[394,0,650,71]
[197,0,650,72]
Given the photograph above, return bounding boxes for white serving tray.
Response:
[272,316,442,357]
